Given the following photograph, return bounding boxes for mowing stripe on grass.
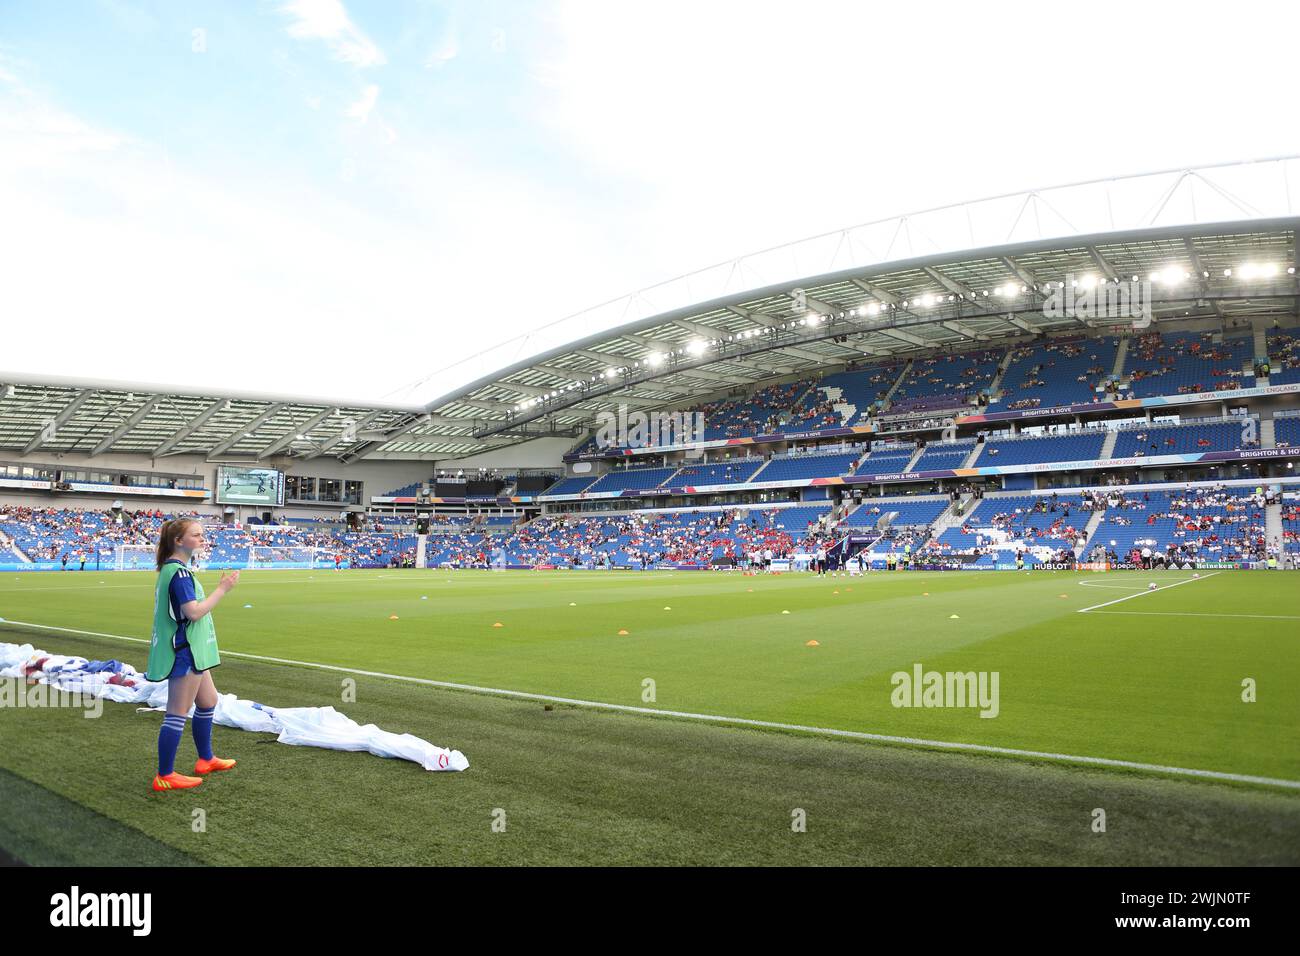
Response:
[1076,571,1219,613]
[0,574,403,593]
[4,615,1298,792]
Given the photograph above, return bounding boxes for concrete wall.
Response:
[428,437,577,470]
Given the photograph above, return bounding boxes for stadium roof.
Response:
[3,160,1298,463]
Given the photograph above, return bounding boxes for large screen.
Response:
[215,466,285,507]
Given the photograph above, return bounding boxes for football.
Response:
[1148,583,1158,591]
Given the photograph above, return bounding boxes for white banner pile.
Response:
[0,642,468,772]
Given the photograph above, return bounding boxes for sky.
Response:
[1,0,1298,406]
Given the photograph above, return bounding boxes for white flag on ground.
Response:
[0,642,468,772]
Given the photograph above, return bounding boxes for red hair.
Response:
[155,518,199,571]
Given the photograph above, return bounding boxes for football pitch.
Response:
[1,568,1298,866]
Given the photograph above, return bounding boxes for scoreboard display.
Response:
[215,466,286,507]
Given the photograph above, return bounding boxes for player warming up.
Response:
[145,518,241,792]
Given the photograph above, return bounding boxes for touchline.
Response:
[49,886,151,936]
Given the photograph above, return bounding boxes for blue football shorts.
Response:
[168,644,199,679]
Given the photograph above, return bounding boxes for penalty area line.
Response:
[1076,571,1220,613]
[2,614,1296,792]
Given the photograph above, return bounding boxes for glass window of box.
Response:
[292,476,317,500]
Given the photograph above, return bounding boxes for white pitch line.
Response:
[1076,571,1220,613]
[1076,580,1156,591]
[1086,610,1300,621]
[2,615,1296,791]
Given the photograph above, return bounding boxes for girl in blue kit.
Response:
[145,518,240,792]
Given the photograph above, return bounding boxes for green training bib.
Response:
[145,561,221,681]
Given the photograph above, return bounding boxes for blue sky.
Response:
[2,0,1298,404]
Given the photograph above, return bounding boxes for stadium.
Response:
[3,157,1300,872]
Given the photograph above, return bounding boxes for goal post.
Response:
[114,544,157,572]
[246,546,332,570]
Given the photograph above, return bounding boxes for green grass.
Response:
[1,567,1297,865]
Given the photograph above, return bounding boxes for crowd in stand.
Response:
[786,394,842,430]
[1127,332,1245,394]
[1282,501,1300,553]
[0,506,417,568]
[1001,341,1114,411]
[425,508,834,569]
[900,352,998,399]
[930,494,1094,556]
[0,506,198,561]
[1102,487,1272,563]
[1270,332,1300,377]
[1129,429,1232,456]
[916,486,1275,565]
[2,482,1291,572]
[697,380,812,439]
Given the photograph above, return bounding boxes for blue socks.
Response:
[192,706,215,761]
[158,714,186,776]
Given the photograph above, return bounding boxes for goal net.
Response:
[246,546,331,570]
[114,544,157,572]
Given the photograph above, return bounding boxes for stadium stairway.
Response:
[902,445,927,472]
[0,529,31,563]
[1266,501,1284,554]
[960,443,983,468]
[928,495,977,537]
[984,349,1016,404]
[1079,510,1106,555]
[788,380,822,426]
[1255,326,1268,377]
[1099,428,1120,459]
[416,534,427,569]
[1261,417,1276,448]
[881,360,911,407]
[1111,337,1129,380]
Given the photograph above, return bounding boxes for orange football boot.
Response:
[193,756,237,774]
[152,772,203,791]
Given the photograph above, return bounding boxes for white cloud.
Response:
[346,84,379,123]
[7,1,1299,411]
[280,0,386,68]
[423,25,459,69]
[0,70,636,405]
[540,0,1300,281]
